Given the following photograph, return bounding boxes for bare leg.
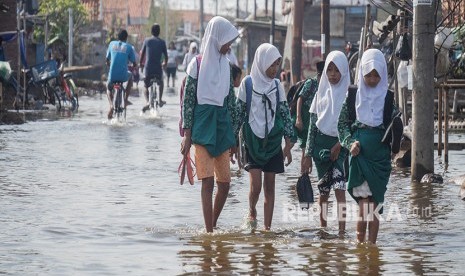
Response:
[335,189,346,234]
[106,89,113,119]
[318,194,329,227]
[263,172,276,230]
[368,200,380,244]
[201,176,215,233]
[143,86,150,106]
[159,81,165,106]
[212,181,230,228]
[125,78,133,107]
[357,198,369,243]
[248,169,262,221]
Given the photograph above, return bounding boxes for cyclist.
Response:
[140,23,168,112]
[106,29,137,120]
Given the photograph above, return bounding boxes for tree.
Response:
[34,0,88,46]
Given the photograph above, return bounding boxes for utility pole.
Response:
[265,0,268,16]
[292,0,304,83]
[236,0,239,18]
[321,0,330,58]
[68,8,73,67]
[254,0,257,20]
[164,0,168,40]
[200,0,204,41]
[270,0,275,44]
[411,0,436,181]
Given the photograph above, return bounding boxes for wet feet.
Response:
[248,217,257,230]
[141,105,150,113]
[107,108,113,120]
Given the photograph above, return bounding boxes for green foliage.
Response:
[34,0,88,45]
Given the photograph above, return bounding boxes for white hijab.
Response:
[355,48,388,127]
[248,43,282,138]
[309,50,349,137]
[189,41,198,52]
[186,16,238,106]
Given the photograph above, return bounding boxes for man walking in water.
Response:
[140,23,168,111]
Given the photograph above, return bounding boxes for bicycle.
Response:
[111,81,126,121]
[4,60,61,111]
[53,62,79,112]
[144,75,162,113]
[26,60,62,111]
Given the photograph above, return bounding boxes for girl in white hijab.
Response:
[237,43,296,230]
[180,16,239,233]
[182,41,198,71]
[337,48,399,244]
[301,50,350,235]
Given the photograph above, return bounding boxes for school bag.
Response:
[243,75,280,115]
[239,76,280,165]
[179,55,202,137]
[286,79,306,117]
[346,85,403,153]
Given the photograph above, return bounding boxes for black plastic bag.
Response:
[296,173,314,210]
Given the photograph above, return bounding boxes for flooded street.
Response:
[1,84,465,275]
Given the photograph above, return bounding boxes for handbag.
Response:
[296,173,314,210]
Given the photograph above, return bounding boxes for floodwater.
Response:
[1,82,465,275]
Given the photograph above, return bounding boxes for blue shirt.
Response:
[106,40,136,82]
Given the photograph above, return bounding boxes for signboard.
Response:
[413,0,432,6]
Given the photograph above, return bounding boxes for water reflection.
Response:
[353,244,382,275]
[178,235,235,274]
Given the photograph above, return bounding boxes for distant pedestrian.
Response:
[180,16,239,233]
[166,41,178,88]
[182,42,198,71]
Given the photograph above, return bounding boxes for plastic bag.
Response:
[395,33,412,61]
[296,173,314,210]
[397,60,409,88]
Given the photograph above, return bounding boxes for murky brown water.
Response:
[1,84,465,275]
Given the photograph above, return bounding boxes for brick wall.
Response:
[1,0,19,72]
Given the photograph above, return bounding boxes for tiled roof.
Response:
[100,0,151,27]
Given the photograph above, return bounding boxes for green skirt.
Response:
[347,128,391,208]
[312,130,348,179]
[191,104,235,157]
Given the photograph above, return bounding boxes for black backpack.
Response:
[286,79,307,116]
[346,85,394,130]
[346,85,403,153]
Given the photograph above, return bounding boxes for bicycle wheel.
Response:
[113,85,125,121]
[149,85,156,109]
[67,78,79,111]
[52,86,62,112]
